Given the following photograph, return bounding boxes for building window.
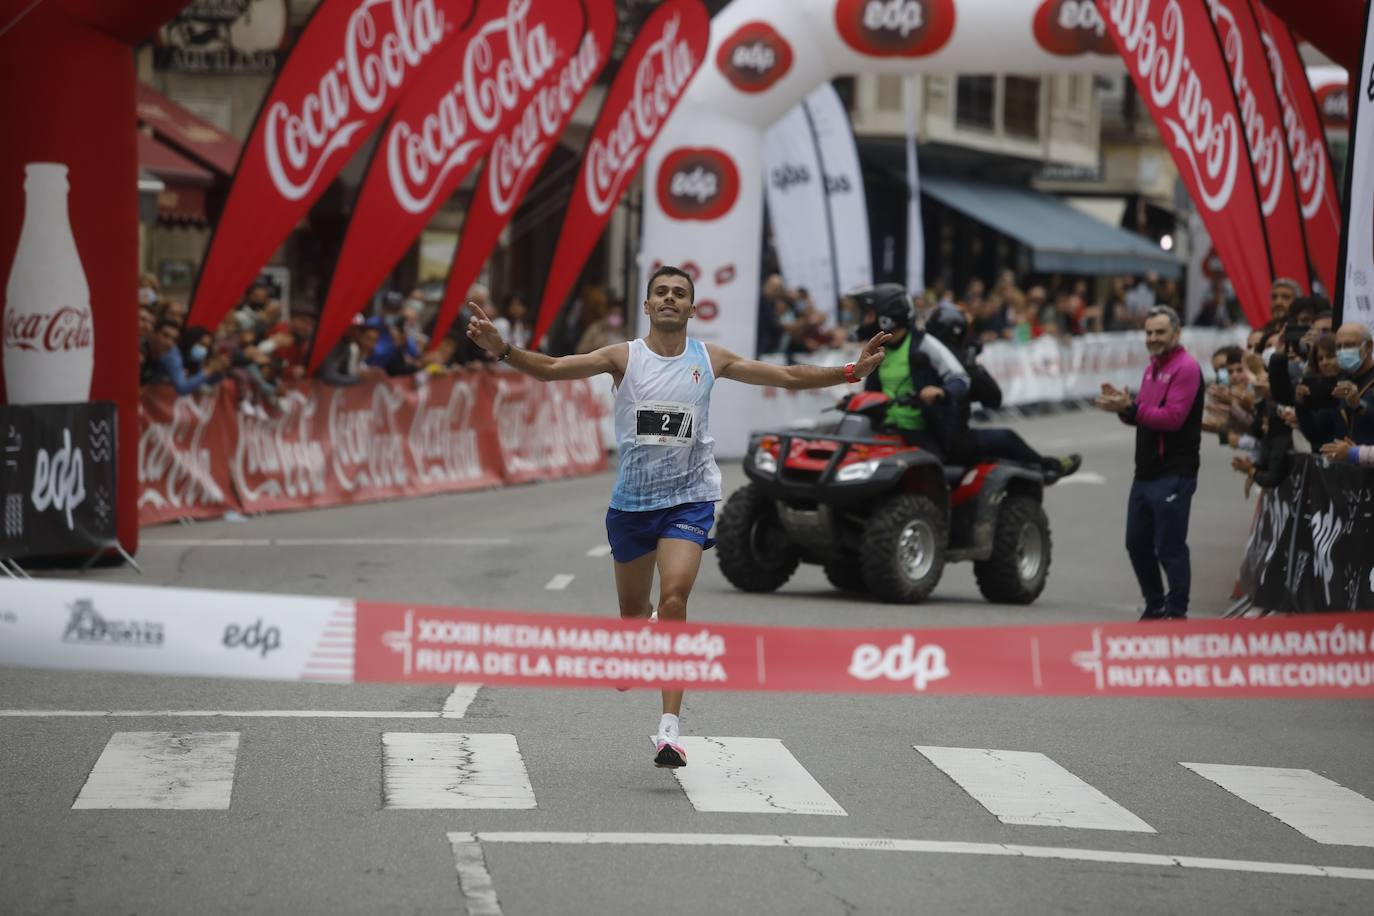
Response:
[876,74,903,112]
[955,76,995,130]
[1004,76,1041,139]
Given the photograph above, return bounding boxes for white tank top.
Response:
[610,337,721,511]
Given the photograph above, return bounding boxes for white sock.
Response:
[658,713,680,741]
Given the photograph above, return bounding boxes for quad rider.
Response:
[923,304,1082,484]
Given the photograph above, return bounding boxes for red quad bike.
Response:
[716,391,1051,604]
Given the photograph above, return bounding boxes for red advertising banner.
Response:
[310,0,588,374]
[530,0,710,349]
[1208,0,1309,289]
[187,0,480,332]
[354,601,1374,698]
[1251,1,1343,294]
[1096,0,1274,326]
[136,373,606,525]
[429,0,616,347]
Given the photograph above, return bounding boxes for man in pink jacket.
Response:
[1095,306,1205,620]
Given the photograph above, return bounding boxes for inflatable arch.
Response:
[637,0,1319,454]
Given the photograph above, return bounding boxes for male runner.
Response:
[466,265,890,768]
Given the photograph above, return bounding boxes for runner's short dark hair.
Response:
[646,265,695,303]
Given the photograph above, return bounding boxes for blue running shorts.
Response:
[604,501,718,563]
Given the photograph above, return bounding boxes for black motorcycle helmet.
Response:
[924,304,969,353]
[850,283,913,338]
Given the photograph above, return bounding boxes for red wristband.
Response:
[844,362,859,384]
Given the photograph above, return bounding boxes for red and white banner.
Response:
[137,373,605,525]
[529,0,710,349]
[5,580,1373,699]
[1095,0,1273,326]
[309,0,587,373]
[1208,0,1308,288]
[1251,3,1343,295]
[1335,0,1374,333]
[187,0,478,332]
[428,0,617,347]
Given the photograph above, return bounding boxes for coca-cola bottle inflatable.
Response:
[3,163,94,404]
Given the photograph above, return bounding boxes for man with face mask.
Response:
[848,284,969,459]
[1095,306,1204,621]
[1331,323,1374,445]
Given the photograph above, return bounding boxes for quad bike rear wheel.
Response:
[974,496,1051,604]
[717,483,800,593]
[860,494,947,604]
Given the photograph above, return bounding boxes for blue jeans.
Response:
[1125,475,1197,615]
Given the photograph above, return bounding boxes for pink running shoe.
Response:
[653,739,687,768]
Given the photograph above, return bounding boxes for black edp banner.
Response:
[1239,455,1374,612]
[0,402,117,558]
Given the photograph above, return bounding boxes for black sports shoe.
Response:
[653,739,687,769]
[1044,453,1083,485]
[1138,607,1168,621]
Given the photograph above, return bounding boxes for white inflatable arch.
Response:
[641,0,1133,452]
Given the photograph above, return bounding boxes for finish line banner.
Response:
[1,581,1372,698]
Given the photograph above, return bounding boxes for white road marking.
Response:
[1054,471,1106,485]
[662,737,846,816]
[544,574,575,590]
[915,746,1154,832]
[73,732,238,810]
[139,537,512,547]
[1181,763,1374,847]
[383,733,535,809]
[448,833,504,916]
[586,545,613,558]
[468,832,1374,881]
[441,685,481,719]
[1,710,453,718]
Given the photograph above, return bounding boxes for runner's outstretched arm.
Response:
[466,302,626,381]
[708,331,890,389]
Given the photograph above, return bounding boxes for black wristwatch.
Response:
[498,343,513,362]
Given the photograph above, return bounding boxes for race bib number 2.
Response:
[635,401,694,447]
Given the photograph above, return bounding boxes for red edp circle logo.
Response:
[656,148,740,222]
[716,21,793,93]
[1033,0,1116,56]
[834,0,955,58]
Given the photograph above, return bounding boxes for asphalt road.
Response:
[2,408,1372,915]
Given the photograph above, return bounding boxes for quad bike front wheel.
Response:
[860,494,947,604]
[974,496,1051,604]
[716,483,800,593]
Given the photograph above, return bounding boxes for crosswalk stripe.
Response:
[663,737,847,815]
[73,732,238,810]
[441,685,481,719]
[915,746,1155,833]
[1181,763,1374,847]
[383,733,535,810]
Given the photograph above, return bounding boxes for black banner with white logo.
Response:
[0,401,117,558]
[1239,455,1374,613]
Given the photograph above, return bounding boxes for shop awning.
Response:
[138,132,213,187]
[136,82,241,176]
[922,175,1183,278]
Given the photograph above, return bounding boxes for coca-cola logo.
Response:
[264,0,455,201]
[407,378,485,486]
[328,384,408,492]
[139,394,229,513]
[487,28,604,216]
[4,306,93,353]
[1256,28,1330,222]
[1106,0,1242,213]
[1315,84,1348,129]
[386,0,562,215]
[584,12,698,218]
[1209,0,1285,218]
[230,390,327,505]
[494,378,603,476]
[1033,0,1115,56]
[656,148,739,221]
[716,21,792,93]
[834,0,955,58]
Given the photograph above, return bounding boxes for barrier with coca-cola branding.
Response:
[186,0,479,332]
[0,403,117,559]
[137,373,605,526]
[429,0,620,347]
[527,0,710,350]
[4,578,1373,698]
[309,0,587,374]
